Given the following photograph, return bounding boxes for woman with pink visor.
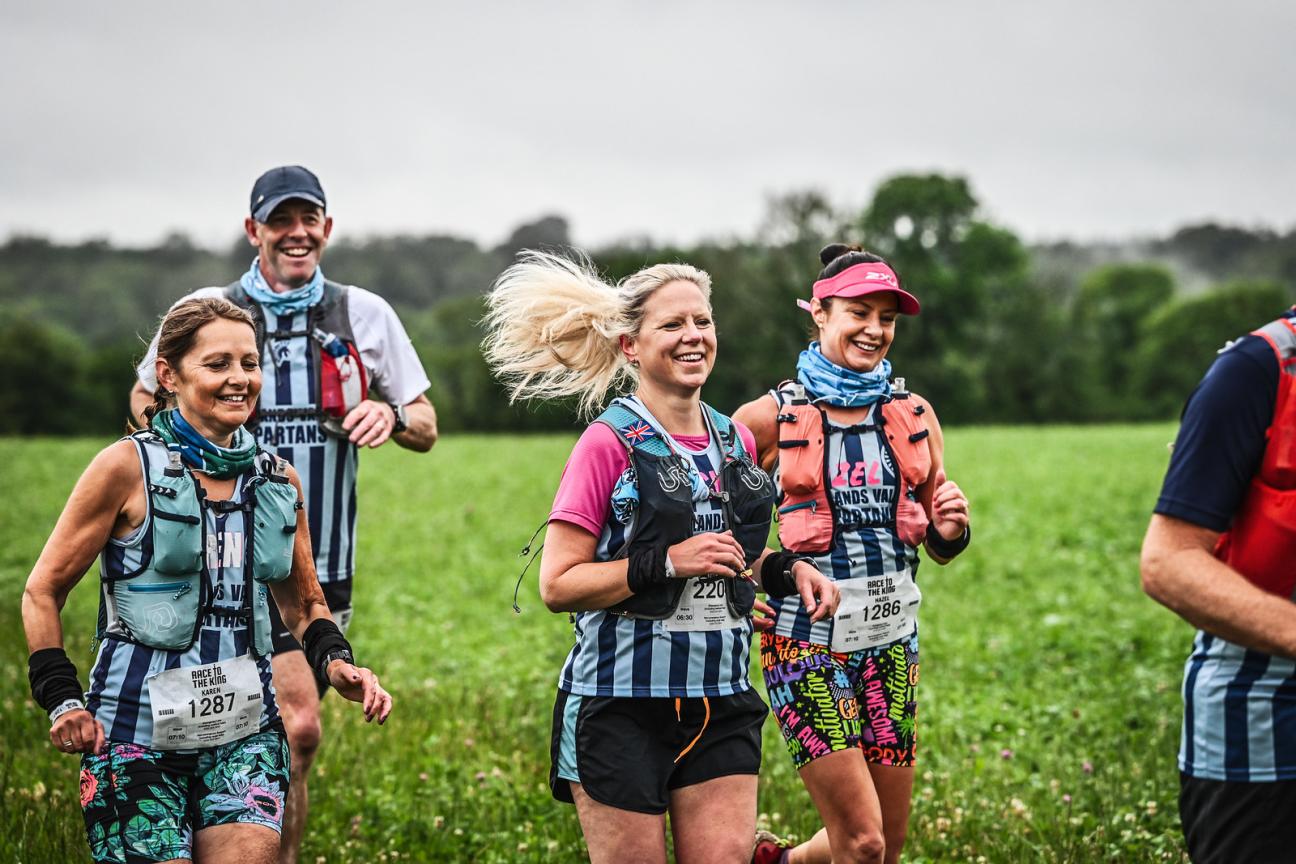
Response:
[735,244,971,864]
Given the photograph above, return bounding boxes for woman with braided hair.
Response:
[736,245,971,864]
[22,297,391,864]
[484,251,839,864]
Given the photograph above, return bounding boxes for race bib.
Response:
[663,577,743,632]
[148,655,264,750]
[830,573,921,652]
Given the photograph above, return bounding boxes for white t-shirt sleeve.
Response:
[345,286,432,406]
[135,286,229,392]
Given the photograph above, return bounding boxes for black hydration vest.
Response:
[596,398,775,620]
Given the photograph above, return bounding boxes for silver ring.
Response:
[62,740,73,748]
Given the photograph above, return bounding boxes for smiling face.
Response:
[156,317,261,444]
[813,293,899,373]
[623,279,717,398]
[243,199,333,291]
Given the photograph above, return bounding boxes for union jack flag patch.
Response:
[621,421,655,444]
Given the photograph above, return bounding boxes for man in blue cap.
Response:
[132,165,438,863]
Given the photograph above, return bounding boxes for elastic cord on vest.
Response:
[303,619,353,688]
[28,648,84,715]
[760,551,811,599]
[926,526,971,559]
[626,545,671,595]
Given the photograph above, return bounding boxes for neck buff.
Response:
[796,341,893,408]
[239,257,324,315]
[151,409,257,479]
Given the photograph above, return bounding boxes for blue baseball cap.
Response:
[249,165,327,223]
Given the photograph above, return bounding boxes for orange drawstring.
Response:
[674,696,711,764]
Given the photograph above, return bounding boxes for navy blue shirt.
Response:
[1155,328,1282,531]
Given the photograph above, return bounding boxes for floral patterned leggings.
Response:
[79,729,289,863]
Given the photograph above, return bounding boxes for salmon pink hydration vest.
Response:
[1213,312,1296,596]
[775,380,933,554]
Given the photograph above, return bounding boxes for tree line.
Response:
[1,173,1292,436]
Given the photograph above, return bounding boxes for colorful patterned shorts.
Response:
[760,631,919,770]
[79,728,289,864]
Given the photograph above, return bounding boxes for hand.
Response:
[50,708,105,755]
[667,531,747,579]
[342,401,396,449]
[752,598,778,632]
[792,560,839,623]
[930,468,970,541]
[327,662,393,724]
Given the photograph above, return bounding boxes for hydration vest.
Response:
[1213,312,1296,596]
[774,380,933,554]
[98,432,298,655]
[223,280,368,440]
[596,398,775,620]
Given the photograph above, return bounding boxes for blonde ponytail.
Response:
[482,250,712,418]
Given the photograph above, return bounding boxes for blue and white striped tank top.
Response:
[558,400,754,698]
[1180,631,1296,781]
[88,473,279,747]
[769,400,920,647]
[254,309,358,585]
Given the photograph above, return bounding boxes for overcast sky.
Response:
[2,2,1292,251]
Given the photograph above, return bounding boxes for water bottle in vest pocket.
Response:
[776,403,834,553]
[151,510,203,575]
[884,405,934,547]
[315,328,368,431]
[251,477,297,584]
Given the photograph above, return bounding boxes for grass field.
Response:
[0,424,1193,863]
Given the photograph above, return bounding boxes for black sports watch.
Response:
[389,402,408,434]
[318,648,355,685]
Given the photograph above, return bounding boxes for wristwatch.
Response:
[319,648,355,683]
[388,402,408,434]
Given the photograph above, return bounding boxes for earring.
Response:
[629,358,639,367]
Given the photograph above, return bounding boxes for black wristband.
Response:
[302,619,354,689]
[925,525,971,559]
[28,647,84,714]
[760,551,807,599]
[626,546,670,594]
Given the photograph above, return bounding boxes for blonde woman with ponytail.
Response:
[485,252,837,864]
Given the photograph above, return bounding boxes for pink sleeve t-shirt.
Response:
[549,420,759,536]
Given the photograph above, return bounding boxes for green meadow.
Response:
[0,425,1191,863]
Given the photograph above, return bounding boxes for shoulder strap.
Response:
[314,280,356,343]
[703,403,741,457]
[880,395,928,439]
[223,281,266,355]
[254,447,291,483]
[1252,314,1296,374]
[774,379,809,406]
[594,400,674,458]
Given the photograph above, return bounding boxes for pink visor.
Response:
[801,261,920,315]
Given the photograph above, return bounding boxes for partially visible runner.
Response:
[482,251,839,864]
[1141,304,1296,864]
[130,166,436,864]
[734,244,971,864]
[24,297,391,864]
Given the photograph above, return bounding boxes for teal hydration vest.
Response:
[97,432,299,655]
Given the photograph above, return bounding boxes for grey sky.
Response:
[2,2,1292,250]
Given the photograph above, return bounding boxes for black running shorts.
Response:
[549,688,768,814]
[1180,772,1296,864]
